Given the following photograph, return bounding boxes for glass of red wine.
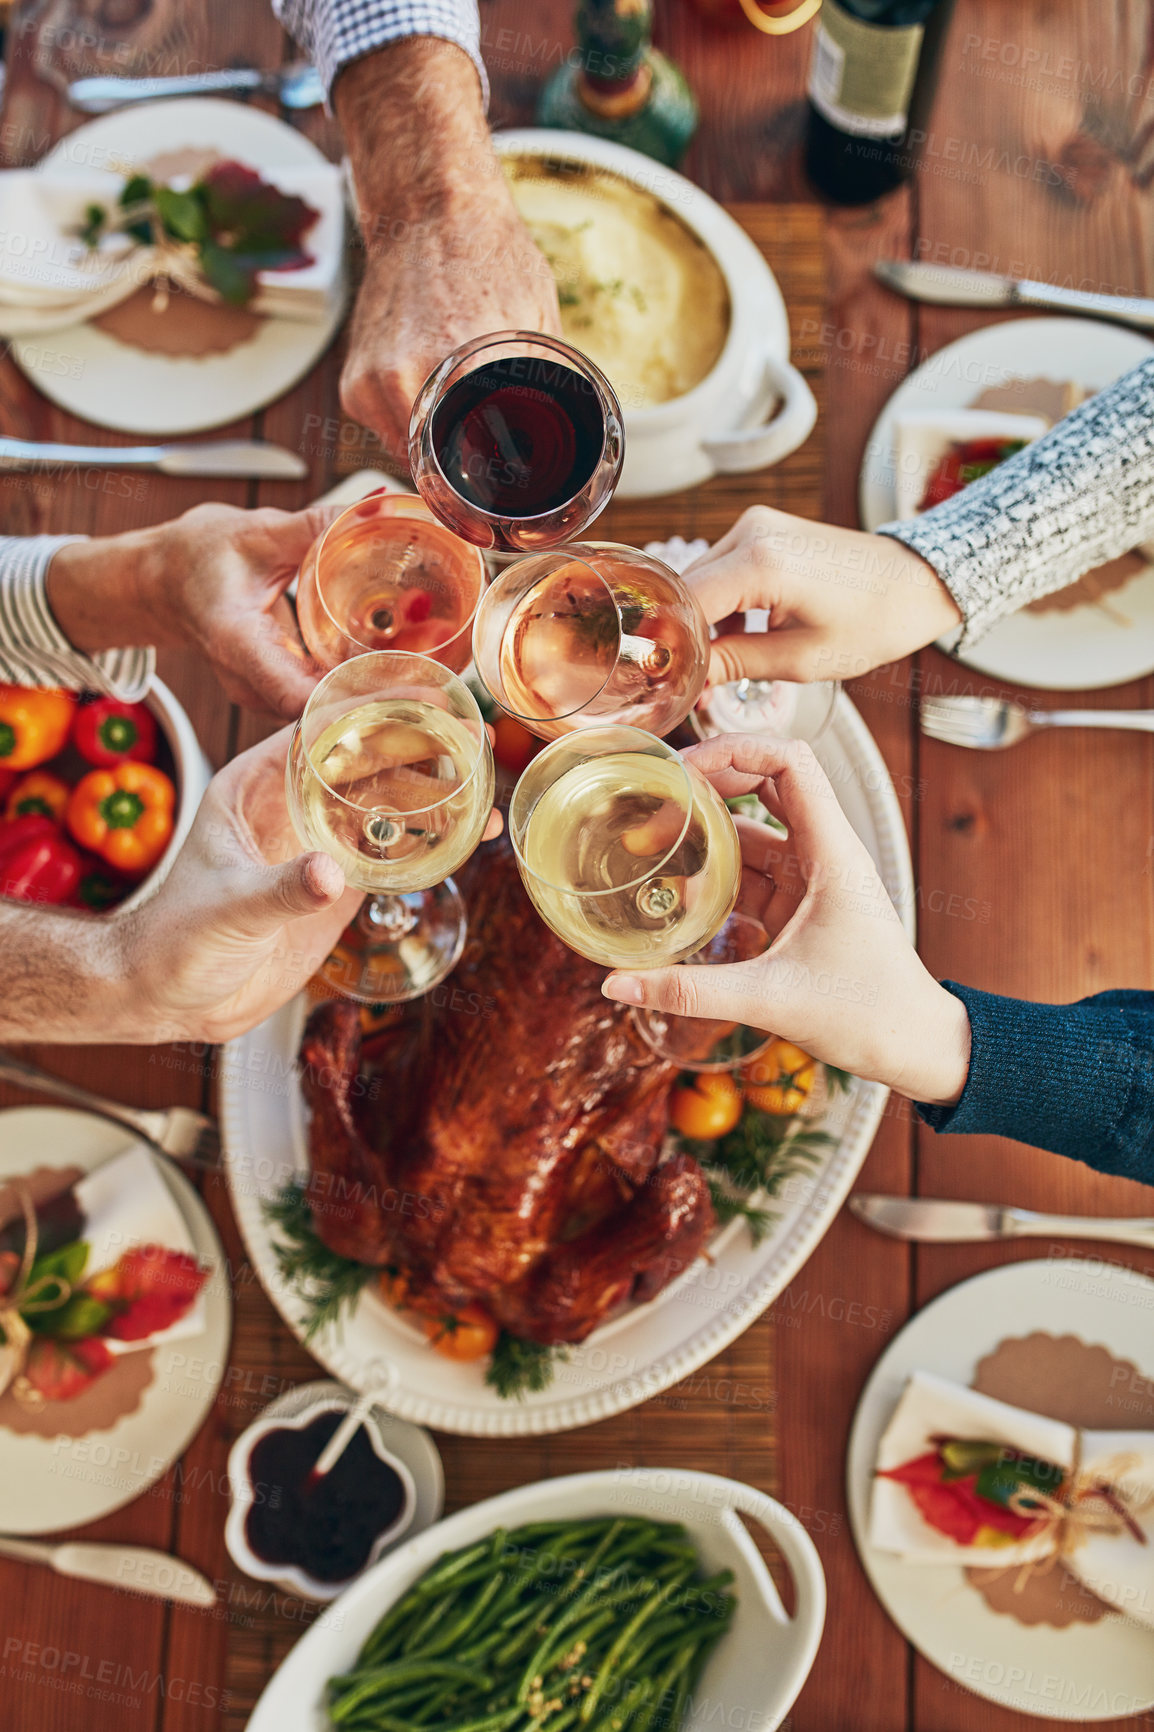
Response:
[472,543,710,742]
[408,332,624,552]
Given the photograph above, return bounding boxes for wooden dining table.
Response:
[1,0,1153,1727]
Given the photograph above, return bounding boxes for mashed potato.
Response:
[504,156,730,411]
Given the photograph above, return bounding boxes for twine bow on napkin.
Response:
[1005,1441,1152,1558]
[0,1184,75,1406]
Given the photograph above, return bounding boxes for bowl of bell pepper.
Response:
[0,679,211,914]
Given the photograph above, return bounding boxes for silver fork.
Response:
[920,694,1154,749]
[0,1051,220,1171]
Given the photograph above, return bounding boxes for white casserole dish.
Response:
[246,1468,826,1732]
[494,131,816,498]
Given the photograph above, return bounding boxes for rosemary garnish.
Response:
[262,1180,375,1342]
[485,1333,567,1400]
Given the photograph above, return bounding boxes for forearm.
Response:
[45,526,173,657]
[880,355,1154,644]
[0,902,140,1043]
[916,982,1154,1177]
[335,38,501,240]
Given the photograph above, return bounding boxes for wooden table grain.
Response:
[0,3,1152,1730]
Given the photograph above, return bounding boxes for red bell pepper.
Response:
[72,697,158,768]
[69,851,126,912]
[0,815,83,904]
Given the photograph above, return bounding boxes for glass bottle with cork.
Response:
[537,0,699,169]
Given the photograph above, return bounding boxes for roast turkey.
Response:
[299,837,715,1345]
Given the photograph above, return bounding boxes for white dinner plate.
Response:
[220,691,915,1436]
[859,317,1154,690]
[0,1106,231,1533]
[847,1258,1154,1721]
[14,99,346,435]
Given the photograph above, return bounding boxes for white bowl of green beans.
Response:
[246,1467,826,1732]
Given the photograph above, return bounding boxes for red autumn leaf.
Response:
[199,160,318,268]
[87,1244,208,1341]
[879,1452,1037,1545]
[22,1335,114,1402]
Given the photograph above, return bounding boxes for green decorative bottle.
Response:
[537,0,699,169]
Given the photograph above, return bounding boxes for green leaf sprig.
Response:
[81,159,319,307]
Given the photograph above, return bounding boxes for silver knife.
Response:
[0,1536,217,1607]
[67,63,324,114]
[0,437,306,478]
[851,1192,1154,1250]
[875,259,1154,334]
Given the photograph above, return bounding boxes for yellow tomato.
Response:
[378,1268,411,1311]
[742,1039,817,1115]
[423,1303,500,1361]
[669,1072,744,1140]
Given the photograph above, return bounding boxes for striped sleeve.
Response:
[272,0,487,106]
[0,536,154,701]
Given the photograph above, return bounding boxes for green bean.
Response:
[579,1570,693,1725]
[421,1571,508,1659]
[629,1645,693,1732]
[516,1567,656,1697]
[330,1662,488,1724]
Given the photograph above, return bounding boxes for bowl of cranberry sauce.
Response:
[226,1395,417,1601]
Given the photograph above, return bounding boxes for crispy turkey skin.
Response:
[299,838,715,1345]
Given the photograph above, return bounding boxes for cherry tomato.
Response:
[669,1072,744,1140]
[378,1269,411,1311]
[742,1039,817,1115]
[422,1302,500,1361]
[493,716,538,776]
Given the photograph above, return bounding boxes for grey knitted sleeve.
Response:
[877,354,1154,644]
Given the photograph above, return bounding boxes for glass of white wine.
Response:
[472,544,710,743]
[508,725,741,972]
[287,651,494,1004]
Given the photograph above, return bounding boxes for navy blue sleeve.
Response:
[915,983,1154,1182]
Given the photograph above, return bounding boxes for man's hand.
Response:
[334,39,561,462]
[681,505,964,685]
[49,503,338,719]
[602,735,972,1106]
[125,728,363,1044]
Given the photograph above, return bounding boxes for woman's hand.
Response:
[602,735,972,1106]
[681,505,963,685]
[49,502,339,719]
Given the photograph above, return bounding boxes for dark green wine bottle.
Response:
[804,0,953,204]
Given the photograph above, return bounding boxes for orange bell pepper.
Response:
[5,769,70,822]
[66,762,176,876]
[0,686,75,771]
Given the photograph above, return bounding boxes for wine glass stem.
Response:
[359,893,418,942]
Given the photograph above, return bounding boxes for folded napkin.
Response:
[871,1369,1154,1627]
[0,161,344,337]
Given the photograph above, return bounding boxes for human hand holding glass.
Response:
[601,736,972,1105]
[286,651,495,1004]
